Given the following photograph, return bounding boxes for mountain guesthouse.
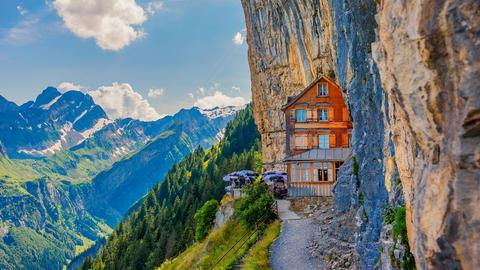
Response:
[282,76,353,196]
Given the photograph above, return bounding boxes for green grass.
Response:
[158,220,256,270]
[387,206,416,270]
[0,157,39,183]
[242,220,281,270]
[392,207,407,244]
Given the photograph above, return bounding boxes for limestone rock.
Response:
[241,0,479,269]
[372,0,480,268]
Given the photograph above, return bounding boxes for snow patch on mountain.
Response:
[39,95,61,110]
[199,105,245,119]
[73,110,88,124]
[80,118,113,138]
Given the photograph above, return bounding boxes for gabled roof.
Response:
[284,148,351,162]
[281,76,340,111]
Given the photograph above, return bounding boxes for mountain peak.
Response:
[0,95,18,112]
[33,87,62,109]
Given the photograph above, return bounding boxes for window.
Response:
[294,135,308,149]
[318,109,328,121]
[291,164,301,182]
[296,109,306,122]
[302,167,310,181]
[318,83,328,96]
[317,169,329,182]
[318,135,330,149]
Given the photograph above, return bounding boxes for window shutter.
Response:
[307,109,313,121]
[328,107,334,121]
[342,108,349,121]
[329,133,336,147]
[342,133,349,147]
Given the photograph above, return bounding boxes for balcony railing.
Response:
[292,145,350,151]
[290,117,329,123]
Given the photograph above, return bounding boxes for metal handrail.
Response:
[208,201,278,270]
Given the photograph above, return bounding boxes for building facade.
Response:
[282,76,353,196]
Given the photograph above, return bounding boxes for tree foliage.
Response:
[84,105,261,270]
[235,182,276,229]
[194,199,219,242]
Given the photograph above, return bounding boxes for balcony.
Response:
[292,145,350,152]
[290,117,329,123]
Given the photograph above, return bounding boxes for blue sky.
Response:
[0,0,251,118]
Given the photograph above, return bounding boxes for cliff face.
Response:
[241,0,479,269]
[372,1,480,269]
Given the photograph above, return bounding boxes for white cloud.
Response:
[4,18,39,44]
[194,91,247,109]
[188,93,194,99]
[58,82,85,91]
[146,1,164,15]
[232,30,246,46]
[88,82,163,121]
[232,86,241,92]
[148,88,165,98]
[53,0,147,51]
[17,3,28,16]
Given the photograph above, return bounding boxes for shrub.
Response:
[235,183,276,228]
[352,156,359,177]
[194,199,220,241]
[390,206,416,270]
[383,205,395,225]
[359,192,364,206]
[392,207,407,244]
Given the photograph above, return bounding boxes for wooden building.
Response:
[282,76,353,196]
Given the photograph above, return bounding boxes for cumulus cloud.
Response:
[88,82,163,121]
[194,91,247,109]
[147,88,165,98]
[17,3,28,16]
[58,82,85,91]
[53,0,147,51]
[232,29,246,46]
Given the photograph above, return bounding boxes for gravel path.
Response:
[269,218,328,270]
[269,200,327,270]
[269,198,357,270]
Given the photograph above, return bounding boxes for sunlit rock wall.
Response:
[241,0,479,269]
[372,0,480,268]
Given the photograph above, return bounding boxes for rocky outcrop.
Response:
[242,0,479,269]
[372,1,480,269]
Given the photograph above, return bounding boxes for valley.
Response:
[0,88,241,269]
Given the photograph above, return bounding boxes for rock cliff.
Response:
[241,0,479,269]
[372,1,479,268]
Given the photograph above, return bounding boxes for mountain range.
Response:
[0,87,242,269]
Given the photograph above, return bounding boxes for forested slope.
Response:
[84,105,261,270]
